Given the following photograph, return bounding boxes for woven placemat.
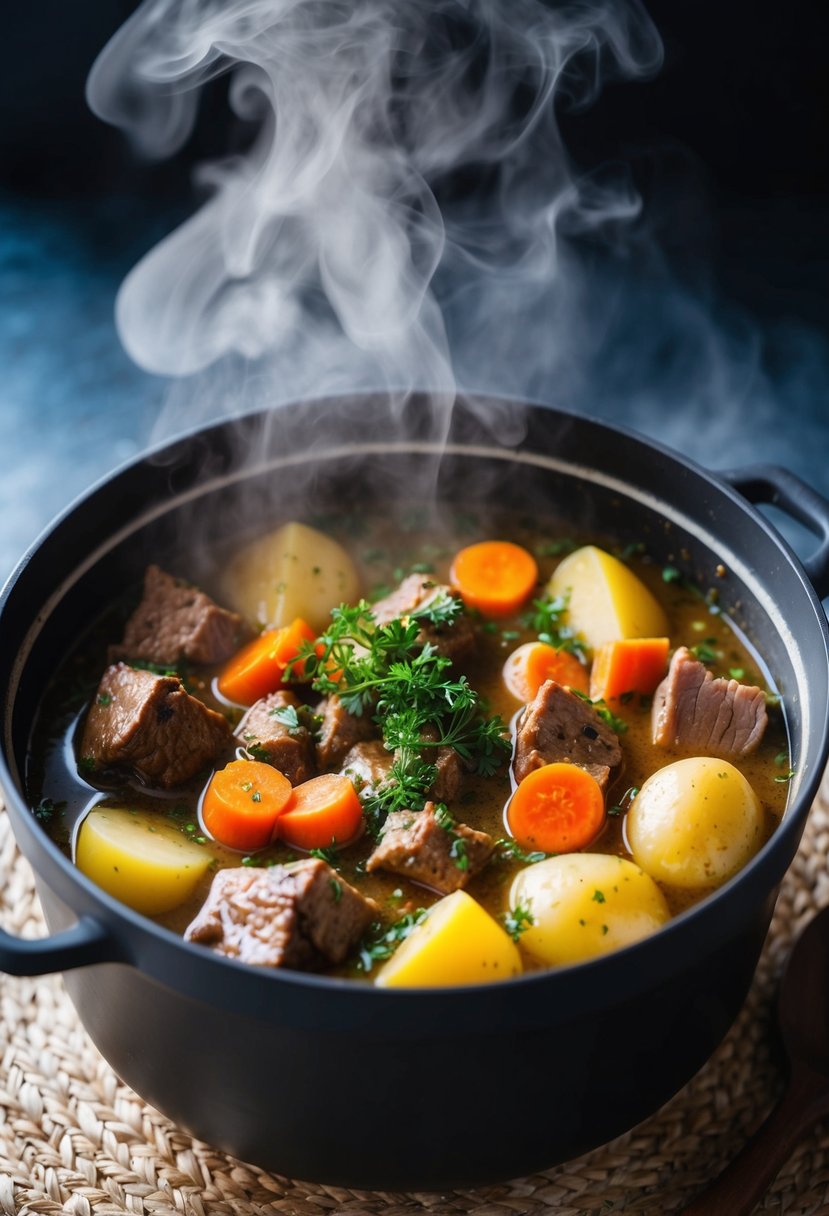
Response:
[2,777,829,1216]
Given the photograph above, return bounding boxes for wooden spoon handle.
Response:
[680,1065,829,1216]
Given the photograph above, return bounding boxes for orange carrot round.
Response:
[506,762,605,854]
[450,541,538,619]
[217,617,316,705]
[503,641,589,702]
[589,637,670,701]
[202,759,293,851]
[277,774,364,851]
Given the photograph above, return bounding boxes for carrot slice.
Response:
[202,759,293,851]
[506,762,605,853]
[277,774,364,851]
[503,641,589,701]
[589,637,670,701]
[217,617,316,705]
[449,541,538,619]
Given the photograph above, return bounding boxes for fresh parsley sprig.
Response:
[521,594,586,660]
[291,596,510,833]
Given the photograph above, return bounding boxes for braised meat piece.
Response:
[184,859,378,969]
[366,801,494,894]
[80,663,231,788]
[652,646,768,757]
[340,739,394,799]
[111,564,243,667]
[235,690,315,786]
[371,574,477,667]
[419,724,465,803]
[316,694,375,769]
[513,679,622,791]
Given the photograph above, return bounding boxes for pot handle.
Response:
[721,464,829,600]
[0,916,120,976]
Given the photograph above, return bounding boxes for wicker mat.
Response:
[2,777,829,1216]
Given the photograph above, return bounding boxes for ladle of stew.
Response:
[681,903,829,1214]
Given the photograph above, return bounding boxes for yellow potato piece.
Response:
[547,545,669,652]
[75,808,213,915]
[626,757,764,889]
[375,890,522,988]
[510,853,670,967]
[222,521,360,631]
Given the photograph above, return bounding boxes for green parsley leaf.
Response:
[503,901,535,942]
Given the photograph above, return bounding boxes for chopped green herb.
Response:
[296,599,509,835]
[494,837,549,864]
[592,889,606,904]
[570,690,628,734]
[355,909,428,972]
[503,901,535,942]
[251,791,262,803]
[33,797,67,823]
[690,642,718,665]
[310,841,340,866]
[434,804,469,871]
[774,769,795,784]
[96,692,112,707]
[78,756,97,775]
[662,564,682,584]
[329,878,343,903]
[534,538,577,558]
[269,704,303,734]
[728,667,746,680]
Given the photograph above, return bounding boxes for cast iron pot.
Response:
[1,395,829,1190]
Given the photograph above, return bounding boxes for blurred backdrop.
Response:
[2,0,828,580]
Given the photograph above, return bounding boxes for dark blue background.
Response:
[2,0,828,581]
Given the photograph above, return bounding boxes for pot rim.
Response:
[2,395,828,1007]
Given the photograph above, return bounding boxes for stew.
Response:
[27,508,790,985]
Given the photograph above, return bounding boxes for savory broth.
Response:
[26,506,789,981]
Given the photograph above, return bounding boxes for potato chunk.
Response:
[626,757,763,889]
[375,890,522,988]
[75,808,213,915]
[510,854,670,967]
[547,545,669,652]
[222,521,360,631]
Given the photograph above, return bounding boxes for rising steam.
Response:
[87,0,662,426]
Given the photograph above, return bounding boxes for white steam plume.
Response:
[87,0,662,431]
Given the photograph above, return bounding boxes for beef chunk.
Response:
[652,646,768,756]
[431,746,464,802]
[235,690,315,786]
[316,694,375,769]
[366,801,494,894]
[184,859,378,969]
[419,724,465,803]
[371,574,477,667]
[80,663,231,788]
[340,740,394,798]
[111,564,243,667]
[513,679,622,791]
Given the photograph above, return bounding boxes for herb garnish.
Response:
[521,594,585,660]
[570,690,628,734]
[494,837,549,864]
[503,901,535,942]
[433,803,469,872]
[690,641,718,665]
[292,599,509,834]
[356,910,428,972]
[269,704,303,734]
[33,798,66,823]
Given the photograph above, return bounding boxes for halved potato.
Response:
[222,521,360,631]
[375,890,522,988]
[547,545,669,652]
[510,853,670,966]
[75,807,213,915]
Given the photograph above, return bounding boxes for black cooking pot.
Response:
[2,396,828,1189]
